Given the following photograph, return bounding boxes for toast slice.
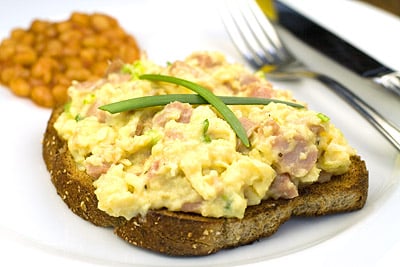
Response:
[43,105,368,256]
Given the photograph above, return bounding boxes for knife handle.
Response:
[373,72,400,97]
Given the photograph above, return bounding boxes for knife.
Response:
[274,0,400,97]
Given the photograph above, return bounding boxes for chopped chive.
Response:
[74,113,84,122]
[121,62,144,79]
[317,112,330,122]
[83,93,96,104]
[202,119,211,143]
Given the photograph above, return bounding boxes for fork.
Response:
[219,0,400,152]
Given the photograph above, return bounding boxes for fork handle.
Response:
[317,74,400,152]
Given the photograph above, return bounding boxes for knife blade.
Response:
[274,0,400,97]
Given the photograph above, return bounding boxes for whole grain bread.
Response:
[42,105,369,256]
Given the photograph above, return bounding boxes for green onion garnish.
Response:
[98,94,303,113]
[98,74,303,148]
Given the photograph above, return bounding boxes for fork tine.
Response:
[238,0,283,63]
[219,0,260,67]
[246,0,290,62]
[219,0,272,68]
[219,0,286,69]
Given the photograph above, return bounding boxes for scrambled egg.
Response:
[54,51,355,219]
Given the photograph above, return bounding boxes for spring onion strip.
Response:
[98,94,303,113]
[98,74,303,147]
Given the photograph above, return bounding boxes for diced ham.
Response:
[164,128,184,140]
[146,160,160,178]
[239,117,257,137]
[318,170,333,183]
[152,102,193,127]
[268,173,298,199]
[188,53,221,68]
[236,117,254,152]
[135,112,154,136]
[271,135,289,151]
[104,59,124,75]
[255,119,280,136]
[265,119,280,136]
[238,74,274,98]
[86,162,111,179]
[178,104,192,123]
[248,84,274,98]
[309,124,324,135]
[75,78,106,91]
[86,100,107,123]
[181,201,202,213]
[240,74,259,86]
[168,61,200,77]
[272,136,318,177]
[107,73,131,84]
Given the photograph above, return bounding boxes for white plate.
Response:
[1,0,399,266]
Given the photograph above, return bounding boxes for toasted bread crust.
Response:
[43,105,368,256]
[42,105,126,227]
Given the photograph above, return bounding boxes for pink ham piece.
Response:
[268,173,298,199]
[272,135,318,178]
[86,162,112,179]
[188,52,222,69]
[152,102,193,127]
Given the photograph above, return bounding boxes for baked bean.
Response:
[1,38,16,47]
[80,48,97,65]
[13,48,37,66]
[0,12,140,108]
[28,77,45,87]
[20,32,35,46]
[44,25,57,38]
[55,21,72,33]
[91,13,115,31]
[91,61,108,76]
[44,39,63,57]
[52,84,68,104]
[59,29,83,44]
[70,12,90,27]
[31,85,54,107]
[0,44,15,61]
[10,28,25,40]
[103,27,126,40]
[30,20,50,33]
[82,35,108,48]
[31,57,57,81]
[96,48,112,61]
[1,66,28,85]
[63,56,83,70]
[33,34,46,52]
[53,73,71,86]
[61,42,81,56]
[66,68,91,81]
[9,78,31,97]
